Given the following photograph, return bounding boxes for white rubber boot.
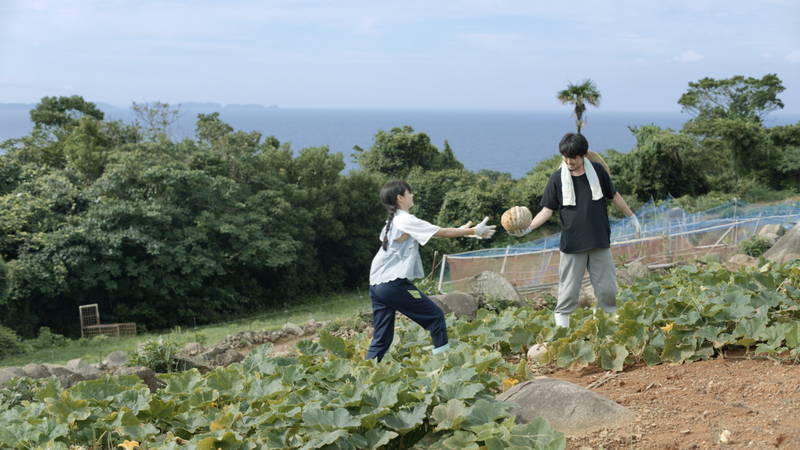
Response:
[554,313,571,328]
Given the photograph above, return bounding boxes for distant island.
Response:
[0,102,279,111]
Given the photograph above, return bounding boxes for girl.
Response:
[366,180,495,361]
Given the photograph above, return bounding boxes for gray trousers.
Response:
[556,248,617,315]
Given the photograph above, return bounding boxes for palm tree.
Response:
[557,79,601,134]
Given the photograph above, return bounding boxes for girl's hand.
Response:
[459,220,483,239]
[472,217,496,239]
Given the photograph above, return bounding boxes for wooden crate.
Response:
[79,303,137,338]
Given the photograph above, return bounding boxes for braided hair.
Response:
[380,180,412,251]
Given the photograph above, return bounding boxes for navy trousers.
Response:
[366,278,448,361]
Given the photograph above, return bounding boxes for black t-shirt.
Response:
[541,161,617,253]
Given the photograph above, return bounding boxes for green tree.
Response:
[354,126,462,178]
[0,257,7,303]
[678,74,785,123]
[131,101,181,142]
[29,96,105,139]
[557,79,601,134]
[625,126,709,201]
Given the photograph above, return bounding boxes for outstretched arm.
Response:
[434,217,496,239]
[434,227,479,238]
[528,207,554,232]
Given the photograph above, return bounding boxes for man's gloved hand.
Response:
[472,216,496,239]
[508,223,533,238]
[630,215,641,236]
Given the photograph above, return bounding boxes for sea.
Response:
[2,106,798,179]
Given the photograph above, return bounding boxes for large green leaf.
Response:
[431,398,468,431]
[381,403,428,432]
[556,340,596,370]
[318,331,352,358]
[302,406,360,431]
[598,344,629,372]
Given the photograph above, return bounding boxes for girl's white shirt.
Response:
[369,210,440,286]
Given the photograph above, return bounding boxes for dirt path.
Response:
[545,356,800,449]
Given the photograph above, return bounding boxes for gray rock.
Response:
[0,367,26,385]
[759,224,785,237]
[180,342,203,356]
[214,349,245,366]
[65,358,100,378]
[282,322,304,337]
[471,271,524,305]
[43,364,86,388]
[172,355,212,373]
[22,363,50,379]
[497,378,634,436]
[102,351,128,369]
[200,346,228,360]
[728,253,758,268]
[429,292,479,319]
[764,222,800,264]
[760,232,781,246]
[113,366,165,392]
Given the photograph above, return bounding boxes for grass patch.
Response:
[0,290,370,367]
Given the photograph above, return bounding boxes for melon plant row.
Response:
[1,259,797,448]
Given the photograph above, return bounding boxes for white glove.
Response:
[459,220,482,239]
[630,215,641,236]
[508,222,533,238]
[472,216,496,239]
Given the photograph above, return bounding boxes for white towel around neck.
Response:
[561,159,603,206]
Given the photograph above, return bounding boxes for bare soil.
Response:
[543,354,800,449]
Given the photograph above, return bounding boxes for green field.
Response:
[0,291,370,368]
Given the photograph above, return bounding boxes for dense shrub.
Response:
[740,236,773,257]
[0,326,22,359]
[128,336,180,373]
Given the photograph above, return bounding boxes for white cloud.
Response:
[673,50,704,63]
[785,50,800,64]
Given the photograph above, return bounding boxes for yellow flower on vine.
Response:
[118,440,139,450]
[660,323,674,333]
[503,377,519,390]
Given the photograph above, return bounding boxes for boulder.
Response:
[0,367,26,385]
[214,349,245,366]
[22,363,50,379]
[496,377,634,436]
[172,355,213,373]
[113,366,165,392]
[282,322,304,337]
[429,292,479,319]
[761,232,781,246]
[470,271,524,305]
[727,253,758,269]
[758,224,786,238]
[43,364,86,388]
[65,358,101,378]
[763,222,800,264]
[102,351,128,369]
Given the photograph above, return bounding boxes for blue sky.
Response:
[1,0,799,112]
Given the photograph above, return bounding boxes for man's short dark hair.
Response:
[559,133,589,158]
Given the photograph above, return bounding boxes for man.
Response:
[519,133,639,328]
